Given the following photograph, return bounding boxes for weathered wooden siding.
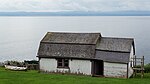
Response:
[40,58,91,75]
[128,46,134,78]
[69,59,91,75]
[104,62,127,78]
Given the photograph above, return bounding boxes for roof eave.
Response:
[95,49,131,53]
[37,55,128,64]
[103,61,128,64]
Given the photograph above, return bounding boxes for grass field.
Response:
[0,67,150,84]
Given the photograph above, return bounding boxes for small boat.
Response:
[4,65,27,71]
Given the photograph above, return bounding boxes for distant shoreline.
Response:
[0,11,150,16]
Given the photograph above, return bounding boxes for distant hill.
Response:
[0,11,150,16]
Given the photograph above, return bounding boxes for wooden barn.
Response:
[37,32,135,78]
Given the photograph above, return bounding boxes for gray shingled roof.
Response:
[96,37,134,52]
[38,32,135,63]
[95,51,130,63]
[41,32,101,44]
[95,37,134,63]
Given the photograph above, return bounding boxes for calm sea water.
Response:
[0,16,150,64]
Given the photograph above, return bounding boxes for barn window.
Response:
[57,59,69,68]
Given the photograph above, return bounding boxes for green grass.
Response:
[0,67,150,84]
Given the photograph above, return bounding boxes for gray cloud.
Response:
[0,0,150,12]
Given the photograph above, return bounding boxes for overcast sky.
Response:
[0,0,150,12]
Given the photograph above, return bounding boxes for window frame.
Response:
[57,58,69,68]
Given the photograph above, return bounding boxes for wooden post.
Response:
[133,55,135,67]
[133,55,135,77]
[139,56,144,78]
[142,56,144,78]
[135,56,136,66]
[133,56,134,68]
[135,56,137,76]
[141,58,143,78]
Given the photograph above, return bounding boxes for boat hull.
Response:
[5,65,27,71]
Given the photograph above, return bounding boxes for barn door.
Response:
[92,60,103,76]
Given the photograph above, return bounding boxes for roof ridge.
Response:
[47,32,101,34]
[102,37,134,40]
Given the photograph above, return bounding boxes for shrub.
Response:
[4,61,25,66]
[135,63,150,73]
[144,63,150,73]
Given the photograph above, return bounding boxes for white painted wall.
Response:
[40,58,131,78]
[40,58,70,73]
[69,60,91,75]
[128,63,133,78]
[129,45,134,67]
[40,58,57,72]
[103,46,134,78]
[128,45,134,78]
[40,58,91,75]
[104,62,127,78]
